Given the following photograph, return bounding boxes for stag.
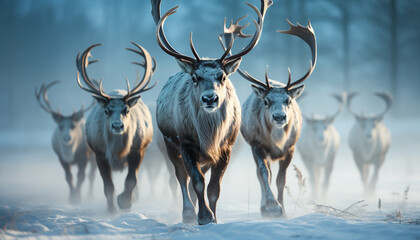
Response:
[151,0,271,224]
[35,81,96,204]
[298,94,344,199]
[222,19,317,217]
[76,42,156,213]
[347,92,392,195]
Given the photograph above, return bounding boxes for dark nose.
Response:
[112,122,124,130]
[272,113,286,122]
[63,135,71,142]
[202,94,219,104]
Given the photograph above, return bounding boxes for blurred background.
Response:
[0,0,419,219]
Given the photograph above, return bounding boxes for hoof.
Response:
[182,207,197,224]
[197,208,215,225]
[69,192,81,204]
[118,192,134,209]
[108,204,117,214]
[261,201,284,218]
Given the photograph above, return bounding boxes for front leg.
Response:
[207,148,231,223]
[276,153,292,216]
[59,159,76,204]
[118,149,144,209]
[252,145,282,218]
[164,138,196,224]
[96,153,116,213]
[73,157,88,204]
[182,145,214,225]
[322,157,335,197]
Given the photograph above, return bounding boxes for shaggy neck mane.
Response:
[104,124,133,170]
[264,110,292,151]
[193,87,234,164]
[57,123,84,163]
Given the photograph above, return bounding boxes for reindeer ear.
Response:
[52,113,62,123]
[92,95,108,108]
[251,85,266,99]
[288,85,305,99]
[176,59,195,74]
[224,58,242,76]
[73,111,84,122]
[127,95,141,108]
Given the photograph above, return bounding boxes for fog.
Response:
[0,0,420,234]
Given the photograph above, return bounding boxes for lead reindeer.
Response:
[151,0,271,224]
[298,94,344,199]
[35,81,96,204]
[222,19,317,217]
[347,92,392,196]
[76,42,156,213]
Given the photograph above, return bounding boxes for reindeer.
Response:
[76,42,156,213]
[223,20,317,217]
[151,0,270,225]
[35,81,96,204]
[298,94,344,199]
[347,92,392,195]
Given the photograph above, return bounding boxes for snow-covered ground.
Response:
[0,116,419,239]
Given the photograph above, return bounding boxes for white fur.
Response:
[349,121,390,163]
[85,90,153,170]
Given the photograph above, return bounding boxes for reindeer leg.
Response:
[164,138,196,224]
[276,154,292,217]
[189,165,210,208]
[73,157,88,204]
[182,145,214,225]
[88,155,97,199]
[252,145,282,218]
[165,154,179,203]
[207,148,231,223]
[312,165,321,200]
[369,156,383,195]
[60,159,75,204]
[322,157,334,198]
[354,155,369,195]
[96,153,116,213]
[118,149,143,209]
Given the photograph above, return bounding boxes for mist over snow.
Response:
[1,0,420,239]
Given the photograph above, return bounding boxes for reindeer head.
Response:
[232,20,317,129]
[76,42,156,135]
[35,81,93,144]
[347,92,392,140]
[302,94,344,142]
[152,0,269,113]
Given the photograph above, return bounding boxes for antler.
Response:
[221,2,264,63]
[375,92,393,118]
[35,81,61,116]
[226,19,316,92]
[346,92,361,118]
[76,43,111,101]
[124,41,157,101]
[151,0,265,66]
[154,5,198,66]
[328,93,345,121]
[219,0,272,48]
[279,20,317,90]
[347,92,392,119]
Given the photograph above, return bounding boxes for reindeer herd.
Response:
[34,0,393,225]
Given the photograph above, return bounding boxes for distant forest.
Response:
[1,0,419,130]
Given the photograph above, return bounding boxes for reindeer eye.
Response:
[125,108,130,115]
[192,75,197,83]
[220,75,226,83]
[70,123,75,129]
[264,99,270,106]
[104,108,110,116]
